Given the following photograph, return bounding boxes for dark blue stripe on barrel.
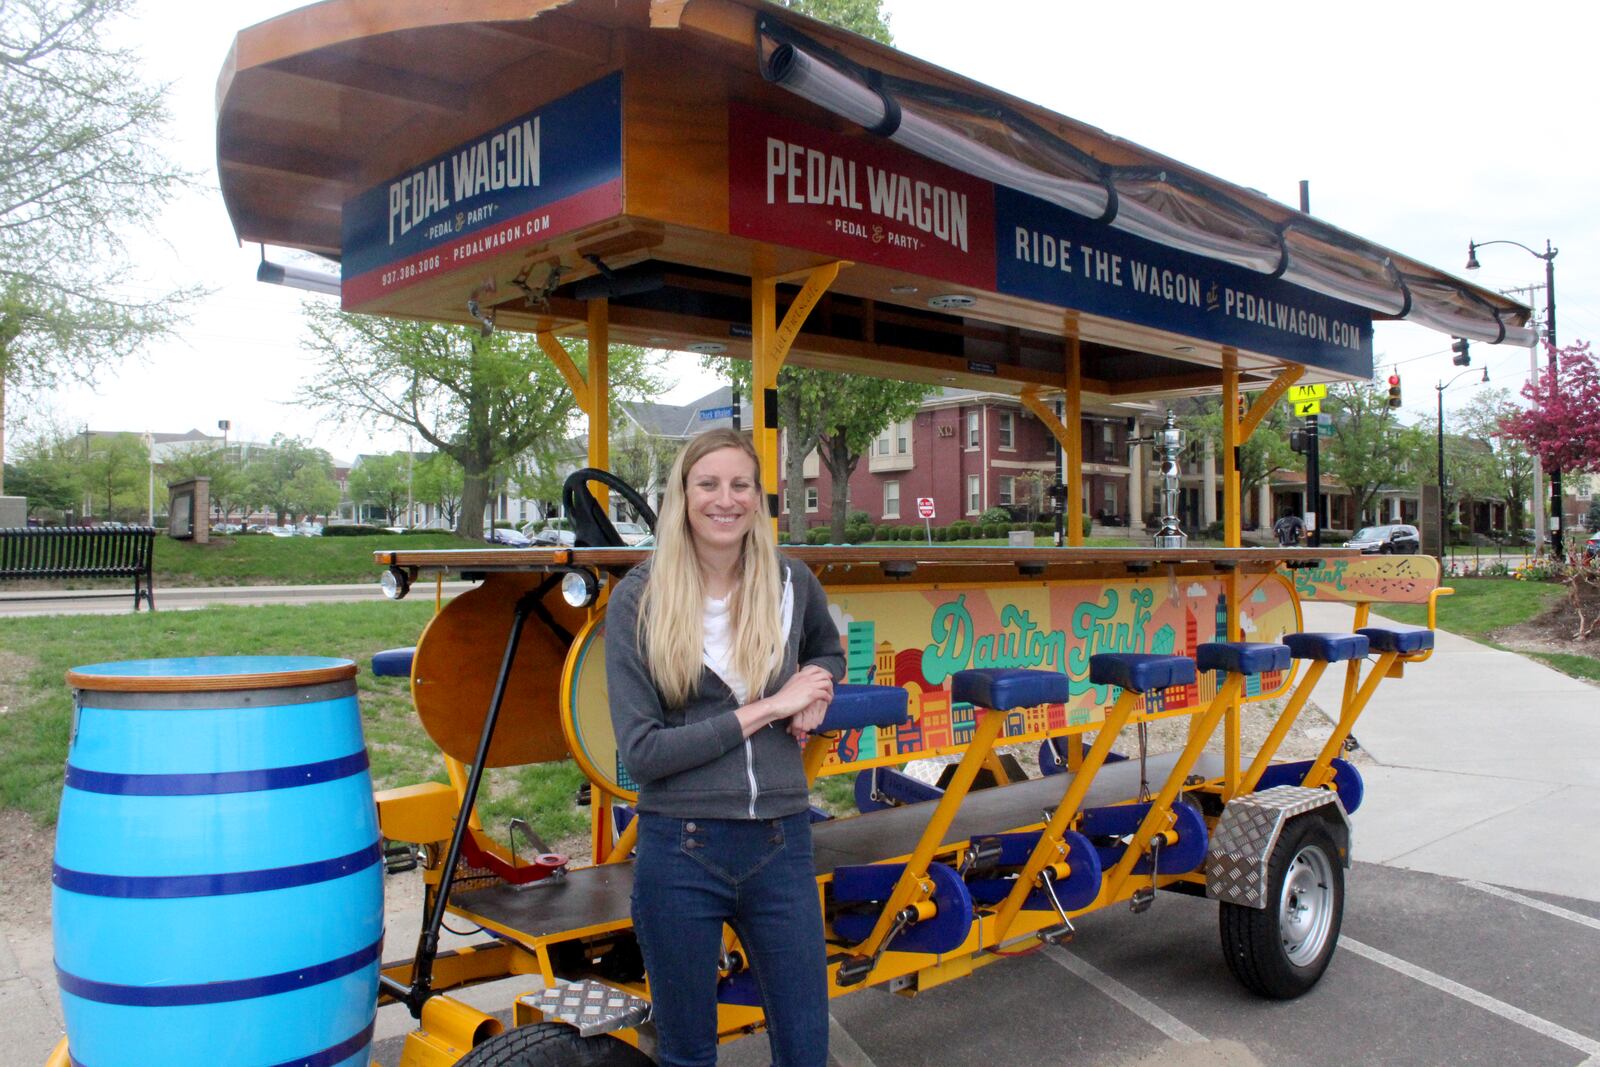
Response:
[68,1018,377,1067]
[57,936,382,1007]
[53,841,382,899]
[64,750,369,796]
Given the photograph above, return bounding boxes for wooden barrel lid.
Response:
[67,656,358,693]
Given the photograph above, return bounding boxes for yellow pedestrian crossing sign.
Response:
[1293,399,1322,416]
[1288,384,1328,403]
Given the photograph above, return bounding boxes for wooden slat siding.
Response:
[66,661,360,693]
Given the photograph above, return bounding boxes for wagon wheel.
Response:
[1218,816,1344,999]
[454,1023,654,1067]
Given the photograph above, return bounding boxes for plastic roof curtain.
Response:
[756,17,1533,348]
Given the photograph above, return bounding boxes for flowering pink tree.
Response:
[1500,341,1600,476]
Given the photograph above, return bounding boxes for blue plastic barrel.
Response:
[54,656,383,1067]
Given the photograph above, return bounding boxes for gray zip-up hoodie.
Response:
[605,556,845,820]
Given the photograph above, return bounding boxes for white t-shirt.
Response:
[702,572,795,705]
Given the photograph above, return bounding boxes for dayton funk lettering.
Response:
[921,596,1067,684]
[389,118,542,245]
[765,137,969,253]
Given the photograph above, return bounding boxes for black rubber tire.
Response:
[1219,816,1344,999]
[1378,544,1393,554]
[454,1023,654,1067]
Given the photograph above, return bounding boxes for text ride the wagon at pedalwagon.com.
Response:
[45,2,1536,1064]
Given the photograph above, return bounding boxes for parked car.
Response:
[532,526,576,547]
[485,526,532,547]
[1585,531,1600,561]
[613,520,651,546]
[1344,524,1420,554]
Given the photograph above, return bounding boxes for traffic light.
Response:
[1237,393,1248,423]
[1289,429,1308,454]
[1451,338,1471,366]
[1387,373,1402,408]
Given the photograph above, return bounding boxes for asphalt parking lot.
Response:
[371,861,1600,1067]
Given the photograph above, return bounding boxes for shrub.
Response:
[980,506,1011,526]
[323,524,387,537]
[876,524,895,541]
[848,510,871,526]
[492,520,516,530]
[901,525,918,541]
[1033,521,1052,537]
[949,521,970,540]
[404,526,446,535]
[845,523,872,544]
[807,527,831,545]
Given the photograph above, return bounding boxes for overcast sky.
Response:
[34,0,1599,462]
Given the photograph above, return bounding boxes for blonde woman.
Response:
[606,428,844,1067]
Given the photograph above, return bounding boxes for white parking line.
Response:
[1342,938,1600,1057]
[828,1013,879,1067]
[1045,946,1206,1045]
[1462,880,1600,933]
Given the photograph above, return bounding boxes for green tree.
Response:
[413,452,466,529]
[348,453,410,525]
[816,378,935,541]
[768,0,892,43]
[245,435,335,524]
[1184,394,1302,510]
[161,443,246,525]
[0,0,200,490]
[288,465,340,523]
[1454,388,1534,533]
[300,305,662,540]
[3,428,80,519]
[1321,379,1428,526]
[80,432,148,521]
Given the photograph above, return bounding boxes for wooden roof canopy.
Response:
[217,0,1532,400]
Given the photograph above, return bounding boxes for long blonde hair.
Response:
[639,429,784,708]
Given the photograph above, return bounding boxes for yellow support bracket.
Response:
[536,330,591,412]
[769,260,846,370]
[1019,386,1069,446]
[1238,365,1304,443]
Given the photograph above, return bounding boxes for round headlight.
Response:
[561,570,598,608]
[381,567,411,600]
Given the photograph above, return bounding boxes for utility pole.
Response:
[1498,284,1545,545]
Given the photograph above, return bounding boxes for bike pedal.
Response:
[835,955,873,987]
[383,840,420,875]
[1128,887,1155,914]
[1039,923,1075,945]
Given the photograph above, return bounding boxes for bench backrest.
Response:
[0,527,156,580]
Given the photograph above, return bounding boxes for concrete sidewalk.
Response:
[1300,601,1600,902]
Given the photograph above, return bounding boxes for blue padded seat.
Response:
[1284,632,1370,663]
[819,684,910,733]
[371,646,415,677]
[1196,641,1291,676]
[1357,626,1435,655]
[951,668,1071,711]
[1087,654,1197,694]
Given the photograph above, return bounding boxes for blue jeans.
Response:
[632,812,828,1067]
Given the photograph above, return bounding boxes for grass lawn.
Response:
[0,601,589,844]
[150,532,467,586]
[1376,577,1564,639]
[1376,577,1598,684]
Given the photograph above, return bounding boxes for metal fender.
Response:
[1207,785,1351,909]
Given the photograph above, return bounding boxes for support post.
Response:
[588,299,610,509]
[750,259,845,529]
[1065,330,1083,545]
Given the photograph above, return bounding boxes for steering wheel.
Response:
[561,468,658,547]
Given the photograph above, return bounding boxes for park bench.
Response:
[0,526,156,611]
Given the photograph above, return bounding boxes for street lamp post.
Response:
[1435,366,1489,559]
[1466,238,1559,554]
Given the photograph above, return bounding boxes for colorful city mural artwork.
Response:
[821,575,1299,773]
[562,575,1302,794]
